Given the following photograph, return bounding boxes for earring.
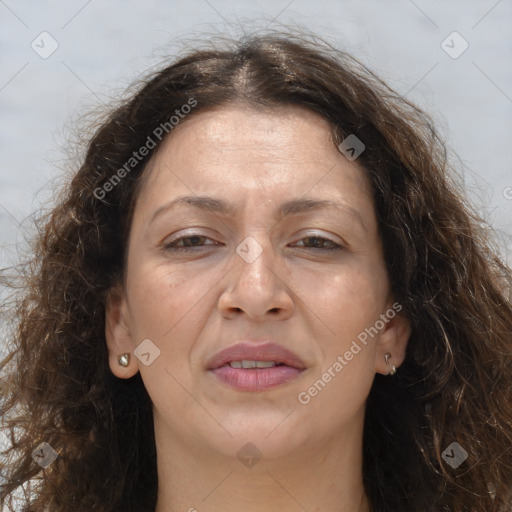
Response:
[118,353,130,367]
[384,352,397,376]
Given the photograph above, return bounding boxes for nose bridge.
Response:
[218,232,293,319]
[234,234,276,291]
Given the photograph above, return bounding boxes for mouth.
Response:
[206,341,306,391]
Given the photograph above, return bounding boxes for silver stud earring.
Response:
[384,352,397,375]
[118,353,130,367]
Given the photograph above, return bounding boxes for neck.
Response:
[153,409,371,512]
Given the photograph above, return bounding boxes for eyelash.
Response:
[163,234,344,253]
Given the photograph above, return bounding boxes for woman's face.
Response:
[106,103,410,458]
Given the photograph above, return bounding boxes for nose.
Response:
[217,235,295,322]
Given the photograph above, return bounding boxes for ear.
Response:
[374,302,411,375]
[105,285,139,379]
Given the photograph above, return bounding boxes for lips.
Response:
[206,341,306,391]
[206,341,306,370]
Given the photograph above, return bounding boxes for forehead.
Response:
[135,103,373,213]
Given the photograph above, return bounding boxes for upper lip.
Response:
[206,341,306,370]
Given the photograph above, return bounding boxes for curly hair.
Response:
[1,29,512,512]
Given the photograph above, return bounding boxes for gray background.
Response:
[1,0,512,269]
[0,0,511,499]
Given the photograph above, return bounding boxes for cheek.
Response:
[290,261,387,347]
[295,267,383,424]
[126,256,216,341]
[125,263,207,403]
[338,268,386,324]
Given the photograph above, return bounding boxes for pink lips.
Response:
[206,341,306,391]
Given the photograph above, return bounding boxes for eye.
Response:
[162,233,343,253]
[163,234,220,252]
[291,235,343,252]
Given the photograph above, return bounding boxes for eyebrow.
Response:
[150,194,367,231]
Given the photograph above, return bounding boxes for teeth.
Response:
[228,360,278,369]
[254,360,277,368]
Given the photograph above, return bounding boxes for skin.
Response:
[105,103,411,512]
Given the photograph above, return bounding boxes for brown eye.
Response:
[164,234,219,251]
[291,236,343,251]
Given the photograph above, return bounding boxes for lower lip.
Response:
[209,365,303,391]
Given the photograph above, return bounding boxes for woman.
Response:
[1,30,511,512]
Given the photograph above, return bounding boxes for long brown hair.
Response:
[1,29,512,512]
